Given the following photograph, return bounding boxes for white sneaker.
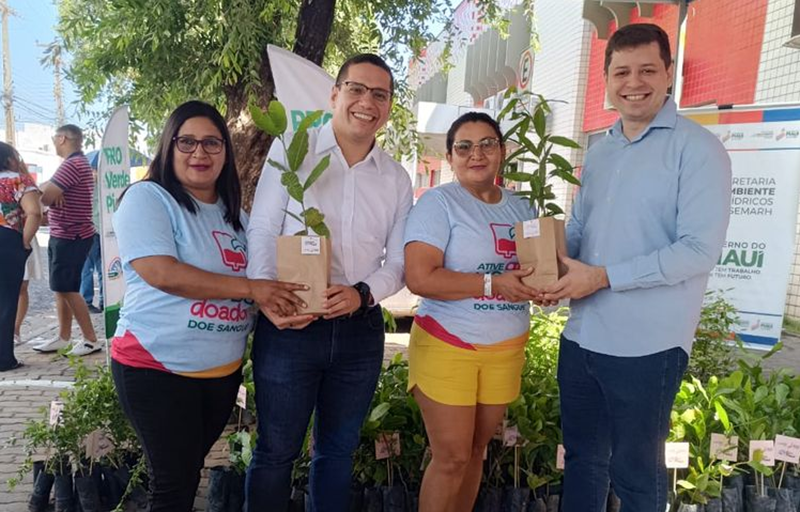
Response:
[32,337,70,353]
[14,334,23,346]
[68,340,101,357]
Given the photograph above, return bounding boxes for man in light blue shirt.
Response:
[542,24,731,511]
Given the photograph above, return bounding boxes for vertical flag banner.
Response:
[688,107,800,348]
[98,106,131,339]
[267,45,335,130]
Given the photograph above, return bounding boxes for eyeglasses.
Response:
[452,138,501,158]
[337,81,392,103]
[173,136,225,155]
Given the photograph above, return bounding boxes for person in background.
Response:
[80,168,103,314]
[35,124,100,356]
[404,112,539,510]
[0,142,42,371]
[111,100,306,512]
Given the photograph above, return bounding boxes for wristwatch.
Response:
[352,282,373,314]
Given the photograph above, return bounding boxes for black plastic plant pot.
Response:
[766,488,794,512]
[475,487,502,512]
[287,487,305,512]
[744,486,778,512]
[706,498,723,512]
[722,487,743,512]
[206,466,230,512]
[348,483,363,512]
[501,486,530,511]
[227,470,245,512]
[382,485,406,512]
[53,463,74,512]
[99,464,124,511]
[362,487,382,512]
[545,494,560,512]
[782,475,800,510]
[526,497,547,512]
[28,465,55,512]
[73,472,102,512]
[728,474,746,496]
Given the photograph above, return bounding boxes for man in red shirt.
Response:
[35,125,100,356]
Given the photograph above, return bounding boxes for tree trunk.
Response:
[227,0,337,210]
[293,0,337,66]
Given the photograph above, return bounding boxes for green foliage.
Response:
[686,290,739,382]
[251,102,331,236]
[499,88,581,217]
[7,357,140,495]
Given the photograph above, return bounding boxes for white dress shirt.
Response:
[247,121,413,303]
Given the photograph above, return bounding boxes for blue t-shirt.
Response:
[404,182,535,346]
[112,182,253,376]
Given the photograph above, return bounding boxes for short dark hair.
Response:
[0,141,20,171]
[446,112,504,155]
[604,23,672,74]
[132,100,243,231]
[56,124,84,148]
[335,53,395,96]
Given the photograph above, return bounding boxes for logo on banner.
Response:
[490,223,516,259]
[107,257,122,280]
[212,231,248,272]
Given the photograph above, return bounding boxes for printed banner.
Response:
[267,45,334,131]
[98,106,131,339]
[693,109,800,348]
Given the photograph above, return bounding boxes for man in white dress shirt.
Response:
[245,54,413,512]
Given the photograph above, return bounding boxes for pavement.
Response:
[0,240,798,511]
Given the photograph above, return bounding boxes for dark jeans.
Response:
[0,228,29,370]
[558,336,688,512]
[111,359,241,512]
[246,306,385,512]
[80,233,103,307]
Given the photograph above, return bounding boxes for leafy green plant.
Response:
[250,101,331,236]
[498,88,581,217]
[686,290,739,382]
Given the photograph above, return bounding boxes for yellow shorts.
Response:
[407,319,527,406]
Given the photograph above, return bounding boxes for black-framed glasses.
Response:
[173,136,225,155]
[452,138,501,158]
[337,81,392,103]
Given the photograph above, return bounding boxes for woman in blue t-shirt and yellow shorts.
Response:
[404,112,540,510]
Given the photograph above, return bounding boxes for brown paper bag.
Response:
[514,217,568,289]
[276,235,331,315]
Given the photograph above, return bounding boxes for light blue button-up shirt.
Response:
[563,98,732,357]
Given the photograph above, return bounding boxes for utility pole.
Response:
[40,40,64,127]
[0,0,15,146]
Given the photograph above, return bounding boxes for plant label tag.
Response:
[49,400,64,426]
[301,236,321,255]
[556,444,566,470]
[83,429,115,459]
[710,433,738,462]
[375,432,401,460]
[665,442,690,468]
[236,385,247,409]
[503,425,520,447]
[774,435,800,464]
[749,440,775,466]
[522,219,541,239]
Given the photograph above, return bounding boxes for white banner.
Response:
[702,114,800,347]
[267,45,334,131]
[98,106,131,339]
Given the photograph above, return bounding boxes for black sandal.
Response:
[0,360,24,372]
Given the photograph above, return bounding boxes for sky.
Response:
[2,0,80,128]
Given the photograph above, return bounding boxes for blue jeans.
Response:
[246,306,385,512]
[80,233,102,307]
[558,336,688,512]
